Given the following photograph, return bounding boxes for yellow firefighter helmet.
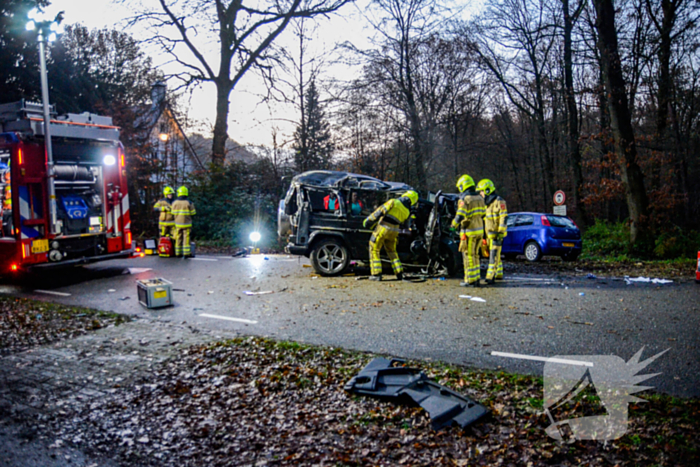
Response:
[456,174,475,193]
[476,179,496,196]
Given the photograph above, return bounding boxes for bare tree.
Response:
[472,0,558,208]
[592,0,649,247]
[122,0,352,166]
[561,0,588,226]
[350,0,454,191]
[645,0,699,138]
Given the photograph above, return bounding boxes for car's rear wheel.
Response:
[310,238,350,276]
[524,241,542,262]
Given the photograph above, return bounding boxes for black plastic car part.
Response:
[344,358,489,430]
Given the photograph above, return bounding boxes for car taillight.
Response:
[541,215,551,226]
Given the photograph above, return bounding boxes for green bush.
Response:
[185,162,283,250]
[653,226,700,259]
[582,219,700,260]
[582,220,631,259]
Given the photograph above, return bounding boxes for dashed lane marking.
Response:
[199,313,258,325]
[34,290,72,297]
[505,277,559,282]
[491,351,593,367]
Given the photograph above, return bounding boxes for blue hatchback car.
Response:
[502,212,582,261]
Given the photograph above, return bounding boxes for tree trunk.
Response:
[563,0,588,227]
[593,0,650,248]
[597,68,614,219]
[533,59,554,209]
[654,0,677,140]
[212,81,231,167]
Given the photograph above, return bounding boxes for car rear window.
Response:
[546,215,576,228]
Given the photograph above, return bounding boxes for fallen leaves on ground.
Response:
[0,296,129,356]
[41,337,700,467]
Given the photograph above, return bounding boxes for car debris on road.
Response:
[624,276,674,285]
[345,358,489,431]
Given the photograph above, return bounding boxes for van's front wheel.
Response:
[310,238,349,276]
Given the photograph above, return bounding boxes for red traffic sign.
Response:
[553,190,566,206]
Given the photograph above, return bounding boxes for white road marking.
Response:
[189,258,218,262]
[34,290,71,297]
[491,351,593,367]
[199,313,258,325]
[459,295,487,302]
[505,277,558,282]
[128,268,152,274]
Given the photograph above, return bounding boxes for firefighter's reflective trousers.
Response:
[486,236,504,280]
[461,233,483,284]
[160,222,175,238]
[174,226,191,257]
[369,223,403,276]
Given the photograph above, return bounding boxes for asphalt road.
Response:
[2,253,699,397]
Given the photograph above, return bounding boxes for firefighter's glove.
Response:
[493,234,505,247]
[408,214,417,230]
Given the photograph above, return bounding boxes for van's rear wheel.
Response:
[310,238,349,276]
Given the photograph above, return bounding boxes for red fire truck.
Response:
[0,100,133,274]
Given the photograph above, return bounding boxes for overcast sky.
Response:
[49,0,476,149]
[42,0,370,148]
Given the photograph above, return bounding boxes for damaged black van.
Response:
[278,170,463,277]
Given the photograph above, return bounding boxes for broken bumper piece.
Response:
[344,357,489,430]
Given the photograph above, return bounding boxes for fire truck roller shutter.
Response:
[54,165,95,183]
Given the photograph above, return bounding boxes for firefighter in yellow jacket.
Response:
[451,174,486,287]
[363,190,418,281]
[171,186,196,257]
[477,179,507,284]
[153,186,175,237]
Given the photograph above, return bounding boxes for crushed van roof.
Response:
[291,170,413,192]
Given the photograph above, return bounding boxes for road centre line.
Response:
[199,313,258,325]
[491,351,593,367]
[34,290,72,297]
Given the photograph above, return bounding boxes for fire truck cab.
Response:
[0,100,133,274]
